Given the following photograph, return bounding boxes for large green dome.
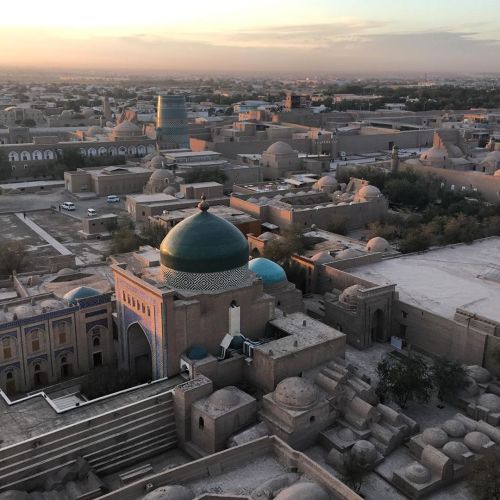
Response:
[160,205,249,274]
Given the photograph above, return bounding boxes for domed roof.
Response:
[274,482,328,500]
[13,305,32,319]
[160,202,249,274]
[336,248,363,260]
[481,150,500,167]
[477,393,500,412]
[366,237,390,252]
[339,284,365,308]
[57,267,75,276]
[257,231,277,241]
[149,169,175,184]
[113,120,141,137]
[464,431,491,452]
[40,299,62,311]
[63,286,100,305]
[460,376,479,397]
[142,485,194,500]
[442,419,466,437]
[405,463,431,484]
[310,251,334,264]
[274,377,317,410]
[422,427,448,448]
[265,141,294,155]
[466,365,491,383]
[335,427,355,442]
[249,258,286,284]
[317,175,337,187]
[494,169,500,177]
[356,185,382,201]
[150,155,165,169]
[207,387,240,411]
[420,146,448,161]
[351,440,378,466]
[185,345,207,360]
[442,441,470,463]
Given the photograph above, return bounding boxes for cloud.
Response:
[1,24,499,74]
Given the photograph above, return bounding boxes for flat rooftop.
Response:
[263,312,344,359]
[348,238,500,322]
[158,204,258,225]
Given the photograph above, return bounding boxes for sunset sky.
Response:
[2,0,499,74]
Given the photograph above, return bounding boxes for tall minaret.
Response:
[103,95,112,122]
[391,145,400,173]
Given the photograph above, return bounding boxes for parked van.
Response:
[87,208,97,217]
[61,202,76,211]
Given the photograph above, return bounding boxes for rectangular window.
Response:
[402,311,408,318]
[147,306,151,317]
[142,304,145,313]
[32,339,40,352]
[59,332,67,345]
[3,347,12,359]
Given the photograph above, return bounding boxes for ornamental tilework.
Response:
[163,265,252,291]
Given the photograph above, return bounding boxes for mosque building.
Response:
[112,197,330,387]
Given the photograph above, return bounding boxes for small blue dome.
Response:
[249,258,286,284]
[63,286,100,305]
[186,345,208,360]
[230,335,245,350]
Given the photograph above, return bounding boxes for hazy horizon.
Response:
[3,0,500,75]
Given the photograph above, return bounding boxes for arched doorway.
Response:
[33,363,48,388]
[6,371,16,397]
[371,309,385,342]
[128,323,152,383]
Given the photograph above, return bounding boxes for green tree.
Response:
[376,352,433,408]
[327,216,349,235]
[398,227,431,253]
[341,460,366,495]
[21,118,36,127]
[468,455,500,500]
[141,220,168,248]
[431,357,468,402]
[110,226,141,254]
[262,224,311,266]
[0,241,27,275]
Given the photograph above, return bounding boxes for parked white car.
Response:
[61,202,76,211]
[87,208,97,217]
[106,195,120,203]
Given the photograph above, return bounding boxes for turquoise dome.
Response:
[249,258,286,284]
[186,345,208,360]
[229,334,245,350]
[63,286,100,305]
[160,203,249,273]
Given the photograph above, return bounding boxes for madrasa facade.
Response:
[112,197,305,385]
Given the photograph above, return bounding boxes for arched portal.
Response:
[128,323,152,383]
[371,309,385,342]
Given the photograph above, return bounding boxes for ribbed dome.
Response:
[274,377,317,410]
[249,258,286,284]
[63,286,100,305]
[160,204,249,274]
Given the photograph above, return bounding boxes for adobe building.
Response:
[231,176,388,232]
[111,198,344,389]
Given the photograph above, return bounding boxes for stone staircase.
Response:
[0,391,177,493]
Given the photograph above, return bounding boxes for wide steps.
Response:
[0,410,175,489]
[1,401,174,468]
[0,405,174,478]
[0,393,174,462]
[94,438,177,476]
[85,424,176,468]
